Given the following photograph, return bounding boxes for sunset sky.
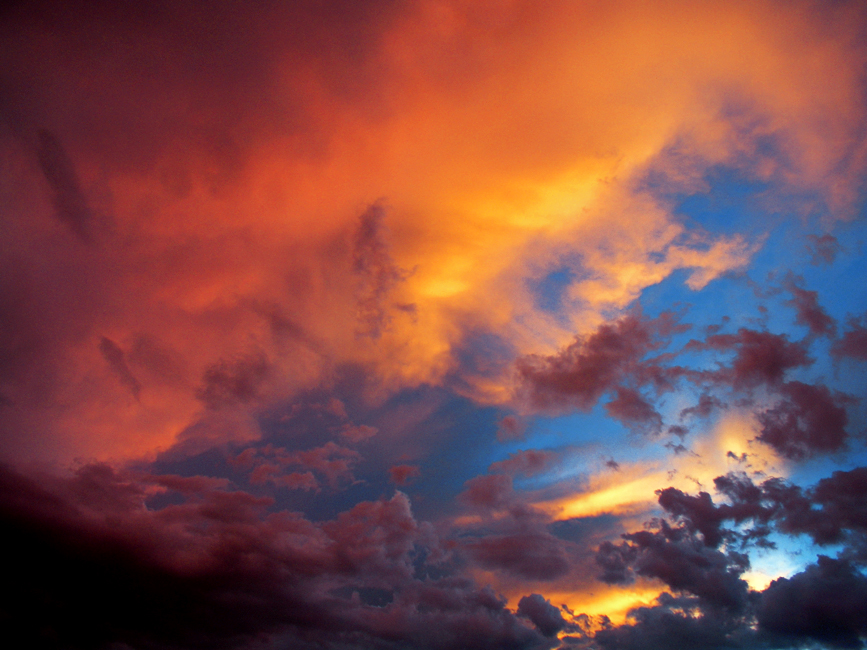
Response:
[2,1,867,648]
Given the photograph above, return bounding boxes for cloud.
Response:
[596,522,751,612]
[784,275,836,338]
[1,2,867,648]
[497,415,527,442]
[489,449,557,478]
[832,314,867,361]
[517,594,567,637]
[352,201,412,338]
[604,387,663,435]
[679,393,726,420]
[196,352,271,409]
[389,464,420,486]
[517,312,687,414]
[756,381,852,460]
[806,233,842,266]
[465,532,572,581]
[340,423,379,443]
[0,462,553,650]
[35,130,94,242]
[655,487,731,548]
[457,475,512,511]
[235,441,362,491]
[757,556,867,650]
[98,336,142,399]
[587,463,867,649]
[1,0,865,467]
[687,328,811,390]
[591,593,742,650]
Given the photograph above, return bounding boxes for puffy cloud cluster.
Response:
[517,311,688,423]
[589,466,867,649]
[0,462,561,650]
[1,1,867,648]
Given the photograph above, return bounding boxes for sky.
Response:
[1,1,867,648]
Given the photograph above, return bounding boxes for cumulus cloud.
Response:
[589,464,867,648]
[465,532,572,582]
[196,353,271,409]
[596,522,751,612]
[783,275,836,338]
[757,556,867,650]
[604,387,664,435]
[234,441,362,491]
[389,464,421,486]
[517,594,567,637]
[0,463,552,650]
[832,314,867,361]
[687,328,811,390]
[517,312,687,414]
[756,381,853,460]
[489,449,558,478]
[806,233,843,266]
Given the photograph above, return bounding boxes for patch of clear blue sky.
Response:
[530,267,576,314]
[515,165,867,494]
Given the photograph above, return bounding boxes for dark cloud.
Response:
[757,556,867,649]
[35,129,94,242]
[667,424,689,438]
[497,415,527,442]
[687,328,811,389]
[588,466,867,650]
[604,386,663,434]
[663,467,867,555]
[238,441,362,490]
[458,474,515,510]
[517,594,567,637]
[592,593,743,650]
[517,312,688,414]
[489,449,557,477]
[679,392,725,420]
[0,463,334,650]
[465,532,572,581]
[1,0,405,174]
[99,336,142,399]
[768,467,867,554]
[596,521,750,612]
[353,201,411,338]
[589,463,867,649]
[806,233,843,266]
[0,462,552,650]
[756,381,852,460]
[197,352,270,409]
[340,423,378,442]
[389,464,421,486]
[656,487,730,548]
[832,314,867,361]
[374,580,551,650]
[784,275,836,338]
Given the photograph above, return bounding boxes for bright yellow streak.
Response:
[562,585,663,624]
[545,473,668,520]
[537,410,788,523]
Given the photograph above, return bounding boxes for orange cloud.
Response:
[1,0,864,464]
